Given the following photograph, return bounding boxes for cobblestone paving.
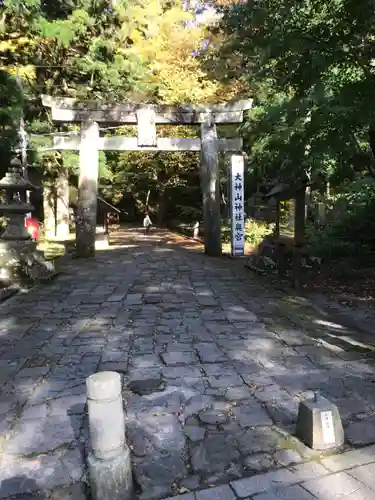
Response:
[2,229,375,500]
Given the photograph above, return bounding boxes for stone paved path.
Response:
[2,228,375,500]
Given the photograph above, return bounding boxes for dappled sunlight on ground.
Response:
[1,227,375,499]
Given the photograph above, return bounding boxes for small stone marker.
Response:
[193,221,199,239]
[296,390,344,450]
[86,371,133,500]
[95,229,109,250]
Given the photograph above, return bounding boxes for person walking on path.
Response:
[143,213,152,234]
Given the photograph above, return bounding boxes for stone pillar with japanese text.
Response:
[229,154,245,256]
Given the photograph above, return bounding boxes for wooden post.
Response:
[293,187,306,288]
[275,199,285,278]
[200,116,222,257]
[76,121,99,257]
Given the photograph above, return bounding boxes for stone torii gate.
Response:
[42,96,252,258]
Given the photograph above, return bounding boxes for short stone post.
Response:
[193,221,199,239]
[296,391,344,451]
[86,372,133,500]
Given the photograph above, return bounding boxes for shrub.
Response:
[244,218,275,245]
[307,178,375,263]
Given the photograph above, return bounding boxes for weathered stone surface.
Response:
[195,344,226,363]
[128,370,163,395]
[184,426,206,442]
[231,469,296,498]
[50,394,86,416]
[266,401,298,426]
[88,447,133,500]
[4,415,82,454]
[225,386,251,401]
[198,409,228,425]
[61,447,85,482]
[196,485,236,500]
[4,226,375,497]
[99,361,128,373]
[208,375,243,389]
[238,427,282,455]
[232,402,273,428]
[21,403,48,419]
[348,462,375,490]
[138,414,185,452]
[179,475,201,490]
[138,485,173,500]
[244,453,273,471]
[254,485,316,500]
[131,355,161,370]
[134,454,188,489]
[51,483,87,500]
[141,385,188,412]
[274,449,303,467]
[345,420,375,445]
[163,366,202,379]
[0,452,73,497]
[204,472,231,487]
[190,434,240,473]
[161,352,196,366]
[126,421,154,457]
[321,444,375,472]
[183,395,213,418]
[227,308,258,322]
[302,471,365,499]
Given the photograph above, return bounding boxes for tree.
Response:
[0,70,24,169]
[0,0,238,235]
[215,0,375,188]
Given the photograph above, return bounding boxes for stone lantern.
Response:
[0,157,54,285]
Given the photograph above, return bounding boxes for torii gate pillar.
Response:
[76,120,99,258]
[200,116,222,257]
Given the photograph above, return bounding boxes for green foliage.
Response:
[0,0,241,227]
[215,0,375,188]
[244,219,274,245]
[0,70,23,169]
[307,179,375,261]
[221,218,274,245]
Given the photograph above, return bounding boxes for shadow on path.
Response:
[1,227,375,499]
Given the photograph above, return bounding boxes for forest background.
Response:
[2,0,375,280]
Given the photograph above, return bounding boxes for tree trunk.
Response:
[43,169,70,240]
[157,189,167,227]
[368,125,375,178]
[145,189,151,212]
[292,188,306,289]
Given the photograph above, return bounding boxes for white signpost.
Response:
[230,154,245,257]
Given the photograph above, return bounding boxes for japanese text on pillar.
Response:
[231,155,245,256]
